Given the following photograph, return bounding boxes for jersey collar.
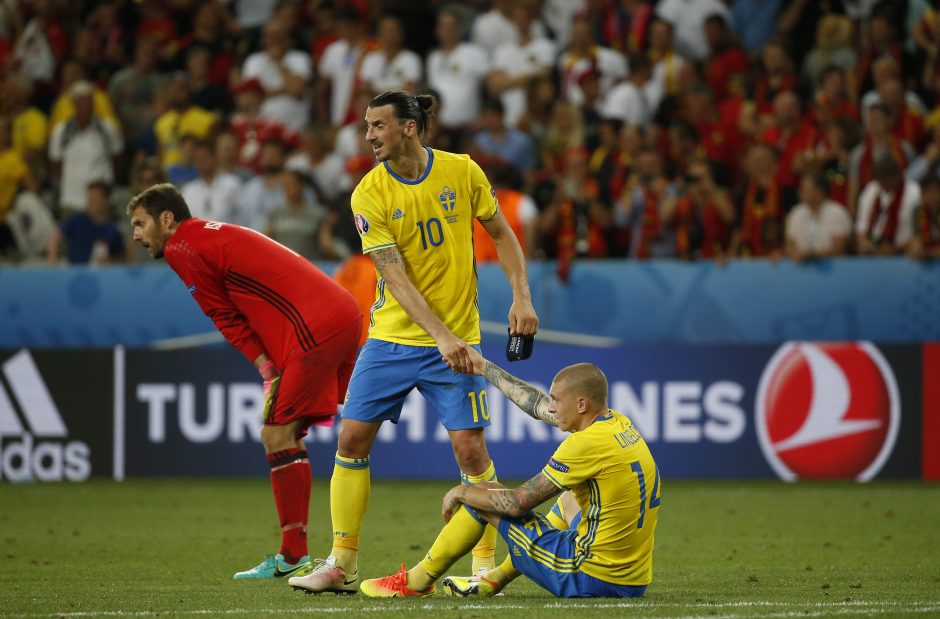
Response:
[383,146,434,185]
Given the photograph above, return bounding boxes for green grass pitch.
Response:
[2,479,939,618]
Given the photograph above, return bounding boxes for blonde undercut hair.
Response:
[555,363,608,408]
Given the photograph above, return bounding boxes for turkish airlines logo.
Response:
[755,342,899,481]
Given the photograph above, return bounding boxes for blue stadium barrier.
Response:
[1,258,936,347]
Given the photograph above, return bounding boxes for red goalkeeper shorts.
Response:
[265,318,361,431]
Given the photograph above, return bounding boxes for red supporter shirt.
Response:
[164,218,361,368]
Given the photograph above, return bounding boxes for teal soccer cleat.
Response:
[233,554,312,579]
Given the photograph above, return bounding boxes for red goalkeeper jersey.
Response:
[164,218,361,368]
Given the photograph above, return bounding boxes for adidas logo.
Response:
[0,350,91,482]
[391,208,405,220]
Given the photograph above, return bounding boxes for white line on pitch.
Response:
[6,600,940,618]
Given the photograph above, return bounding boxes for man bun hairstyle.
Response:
[126,182,193,223]
[369,90,437,138]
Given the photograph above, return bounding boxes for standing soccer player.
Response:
[127,184,362,580]
[289,90,538,596]
[440,349,661,598]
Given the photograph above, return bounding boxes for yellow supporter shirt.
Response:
[154,106,217,169]
[351,147,498,346]
[12,108,49,156]
[0,149,28,217]
[541,410,661,586]
[49,89,120,130]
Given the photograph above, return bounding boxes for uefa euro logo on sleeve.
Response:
[354,213,370,235]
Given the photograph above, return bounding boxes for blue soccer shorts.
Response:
[341,339,489,431]
[497,512,648,598]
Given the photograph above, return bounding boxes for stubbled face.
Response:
[547,377,581,433]
[130,206,172,259]
[364,104,408,163]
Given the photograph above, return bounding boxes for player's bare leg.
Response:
[235,421,313,580]
[290,419,380,594]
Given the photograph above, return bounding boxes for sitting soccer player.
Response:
[440,348,661,598]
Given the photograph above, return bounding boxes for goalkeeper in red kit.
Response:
[127,183,361,580]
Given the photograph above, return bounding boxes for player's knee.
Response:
[452,442,490,474]
[560,491,581,524]
[260,424,296,453]
[336,422,377,458]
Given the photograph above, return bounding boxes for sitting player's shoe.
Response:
[441,574,501,598]
[288,557,358,595]
[233,553,312,579]
[359,564,436,597]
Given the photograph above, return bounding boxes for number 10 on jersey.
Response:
[417,218,444,249]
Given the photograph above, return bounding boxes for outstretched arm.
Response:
[442,472,562,522]
[464,348,556,426]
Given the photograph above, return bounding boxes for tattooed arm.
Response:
[463,348,557,426]
[442,473,562,522]
[485,360,557,425]
[369,246,472,372]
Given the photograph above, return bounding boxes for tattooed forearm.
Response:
[515,473,561,507]
[484,361,556,426]
[369,246,403,275]
[458,473,561,518]
[486,490,523,515]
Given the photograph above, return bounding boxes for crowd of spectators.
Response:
[1,0,940,277]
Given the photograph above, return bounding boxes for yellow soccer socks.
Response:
[465,462,499,574]
[330,454,371,574]
[407,504,486,590]
[484,554,521,589]
[405,461,498,590]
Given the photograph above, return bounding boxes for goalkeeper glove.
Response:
[259,360,281,422]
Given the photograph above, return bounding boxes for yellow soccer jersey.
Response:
[541,410,661,586]
[351,147,498,346]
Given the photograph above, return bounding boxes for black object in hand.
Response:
[506,328,535,361]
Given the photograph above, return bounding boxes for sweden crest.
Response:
[439,186,456,212]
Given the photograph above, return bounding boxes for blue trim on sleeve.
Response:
[362,242,397,253]
[542,469,569,490]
